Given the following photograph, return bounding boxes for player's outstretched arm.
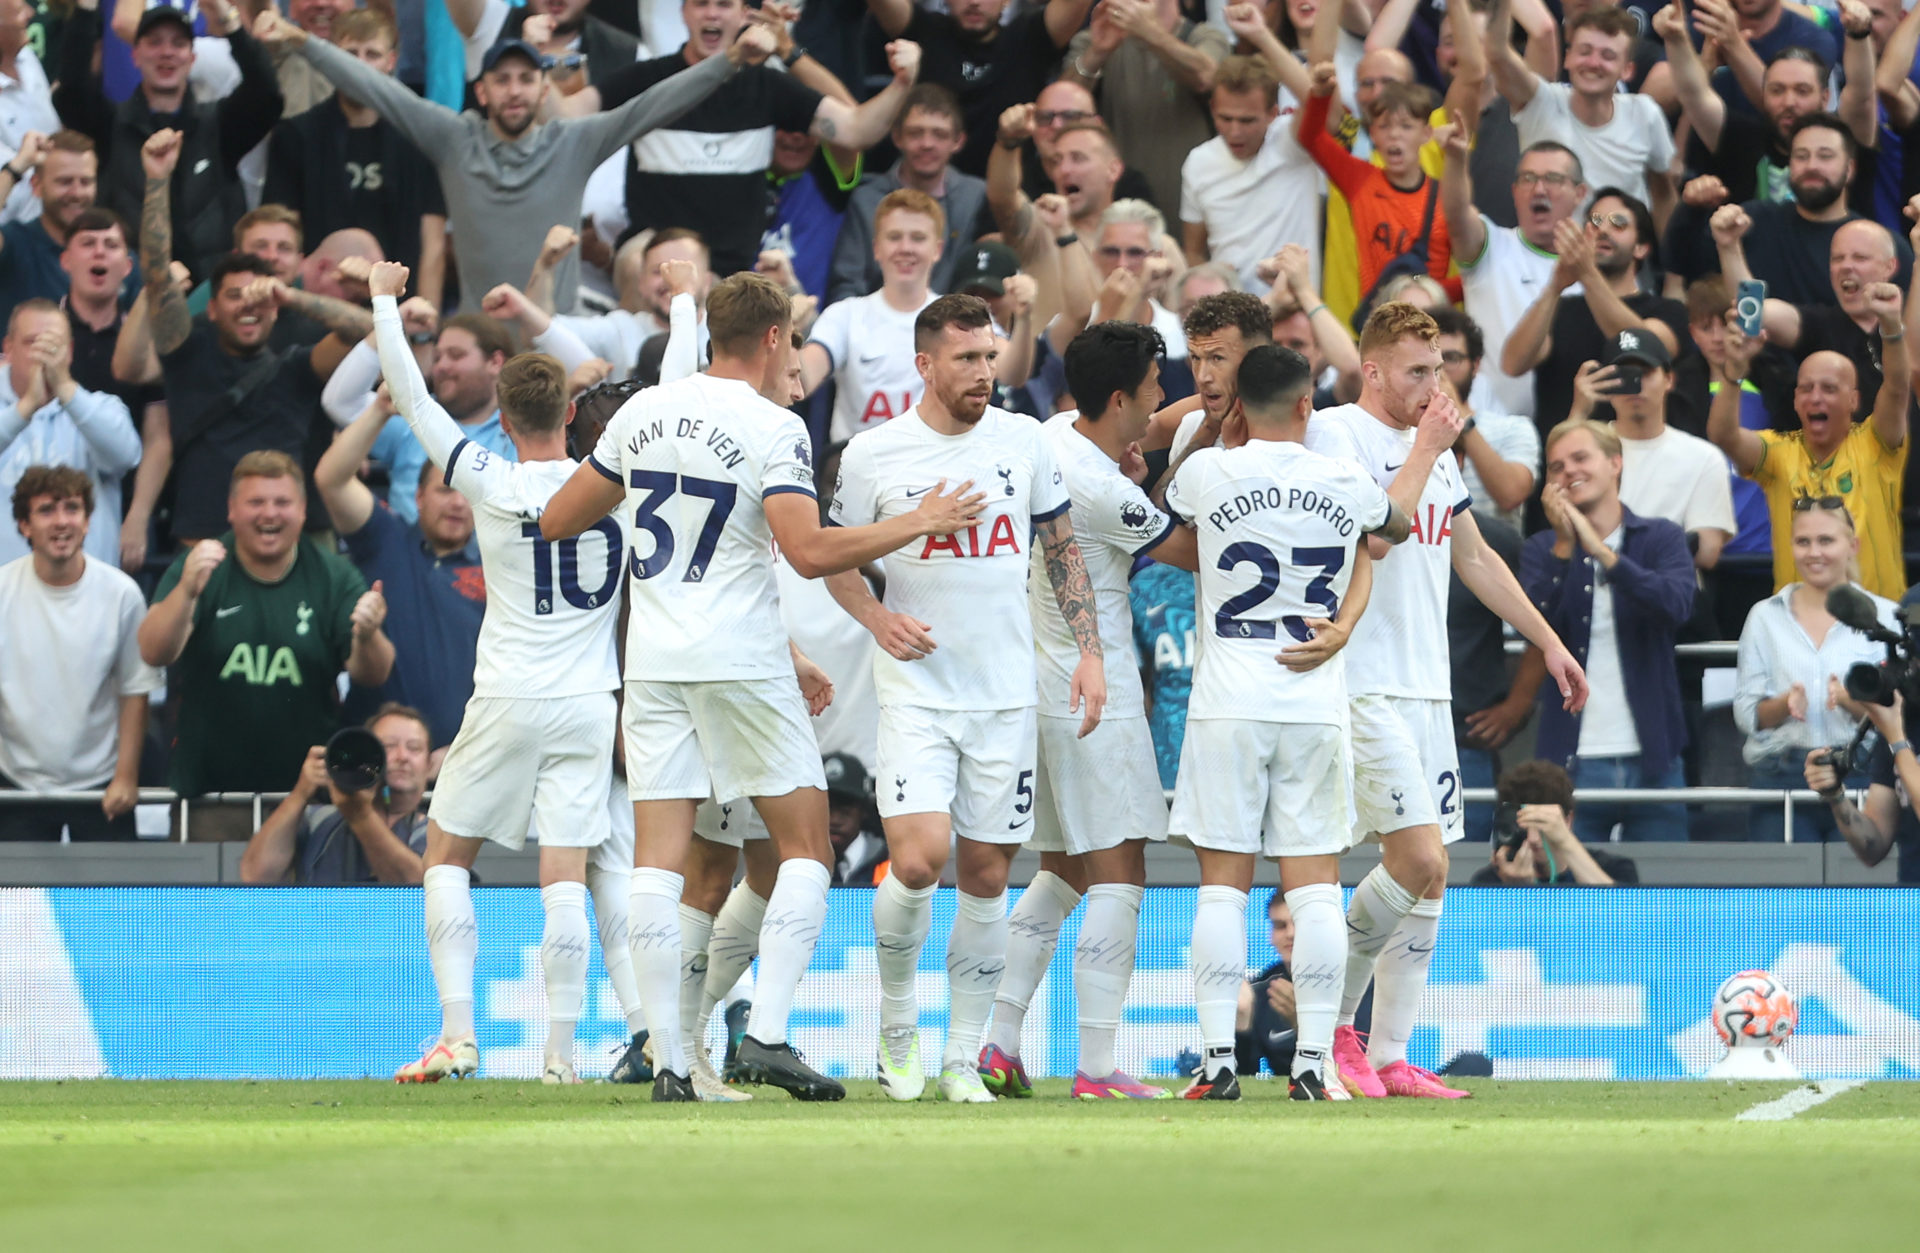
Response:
[825,569,937,660]
[369,266,468,476]
[1036,512,1107,738]
[766,480,984,579]
[542,462,626,540]
[1452,508,1589,713]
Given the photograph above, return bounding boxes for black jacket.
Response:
[54,11,284,282]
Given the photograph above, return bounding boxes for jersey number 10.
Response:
[521,520,623,615]
[1214,543,1344,642]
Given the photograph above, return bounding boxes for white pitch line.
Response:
[1734,1079,1867,1122]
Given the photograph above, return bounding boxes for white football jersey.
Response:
[1027,412,1172,719]
[1304,403,1471,700]
[829,405,1069,712]
[807,290,932,443]
[1165,440,1391,724]
[371,295,620,701]
[590,372,818,681]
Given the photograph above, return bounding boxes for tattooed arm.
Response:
[138,130,192,358]
[1037,510,1107,738]
[279,286,375,380]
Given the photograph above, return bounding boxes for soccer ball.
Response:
[1712,970,1798,1049]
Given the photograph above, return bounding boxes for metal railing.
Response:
[0,785,1854,843]
[1504,640,1739,660]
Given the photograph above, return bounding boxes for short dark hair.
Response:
[1063,321,1165,421]
[1235,344,1313,417]
[1496,760,1577,814]
[1518,139,1585,185]
[644,226,709,267]
[12,464,93,523]
[64,206,127,244]
[439,313,516,362]
[914,293,994,352]
[1183,291,1272,346]
[898,82,964,135]
[209,251,277,290]
[1428,306,1483,362]
[1566,7,1638,44]
[1587,185,1658,252]
[1789,110,1857,160]
[1766,45,1830,80]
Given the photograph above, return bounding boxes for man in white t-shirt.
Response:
[0,464,158,841]
[1567,328,1735,571]
[826,292,1107,1104]
[543,272,982,1101]
[1440,121,1588,419]
[978,320,1193,1102]
[1089,199,1188,359]
[802,187,942,441]
[1178,51,1322,296]
[1168,342,1410,1102]
[1487,0,1675,224]
[1303,301,1588,1100]
[1431,306,1537,532]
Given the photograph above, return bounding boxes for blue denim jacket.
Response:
[1520,507,1696,779]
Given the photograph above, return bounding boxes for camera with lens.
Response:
[1492,802,1527,856]
[1820,586,1920,774]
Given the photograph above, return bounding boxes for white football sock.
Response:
[627,868,688,1077]
[423,864,478,1043]
[1075,882,1142,1079]
[699,881,768,1049]
[586,865,646,1036]
[1367,897,1442,1070]
[747,858,831,1045]
[872,874,935,1032]
[1340,863,1419,1028]
[944,889,1008,1068]
[1283,882,1347,1080]
[677,905,715,1056]
[1191,884,1248,1077]
[540,881,590,1066]
[986,870,1080,1056]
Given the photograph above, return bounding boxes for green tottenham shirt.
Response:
[153,534,367,796]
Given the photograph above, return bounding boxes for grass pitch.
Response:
[3,1079,1916,1251]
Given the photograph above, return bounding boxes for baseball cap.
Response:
[1609,327,1671,370]
[480,39,552,74]
[950,242,1020,298]
[134,6,194,41]
[821,752,869,803]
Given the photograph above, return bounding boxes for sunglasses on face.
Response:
[1792,494,1848,513]
[1515,171,1575,189]
[1034,109,1091,127]
[1589,210,1634,230]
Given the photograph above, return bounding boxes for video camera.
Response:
[1818,585,1920,775]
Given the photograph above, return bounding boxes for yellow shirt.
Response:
[1752,420,1909,599]
[1322,108,1450,327]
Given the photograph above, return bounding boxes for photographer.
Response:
[1805,692,1920,883]
[1234,893,1371,1078]
[239,704,431,885]
[1472,761,1640,886]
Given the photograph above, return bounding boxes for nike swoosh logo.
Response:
[1384,461,1405,472]
[904,486,935,498]
[1148,602,1168,615]
[1007,816,1032,830]
[216,606,242,618]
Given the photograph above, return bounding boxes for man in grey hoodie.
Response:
[251,9,774,312]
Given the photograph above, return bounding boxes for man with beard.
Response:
[831,84,986,302]
[1685,113,1906,311]
[139,449,392,841]
[1500,187,1688,449]
[1708,285,1911,599]
[1015,79,1154,207]
[866,0,1095,178]
[259,7,765,311]
[135,129,369,546]
[1658,7,1877,212]
[0,132,130,321]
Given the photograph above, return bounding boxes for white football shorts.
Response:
[693,795,771,848]
[875,703,1038,844]
[430,692,616,850]
[1027,712,1168,856]
[592,770,633,874]
[622,677,826,803]
[1167,718,1354,858]
[1350,693,1464,845]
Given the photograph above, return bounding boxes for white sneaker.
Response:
[542,1059,580,1085]
[395,1038,479,1083]
[691,1048,753,1102]
[877,1026,925,1102]
[936,1063,997,1104]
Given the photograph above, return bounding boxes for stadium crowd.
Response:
[2,0,1919,897]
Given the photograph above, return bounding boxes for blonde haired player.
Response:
[1169,343,1412,1101]
[367,262,628,1087]
[1305,302,1589,1098]
[541,273,984,1101]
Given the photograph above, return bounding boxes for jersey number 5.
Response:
[628,471,738,583]
[522,520,623,615]
[1214,543,1344,641]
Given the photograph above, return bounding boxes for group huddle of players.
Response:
[370,254,1589,1103]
